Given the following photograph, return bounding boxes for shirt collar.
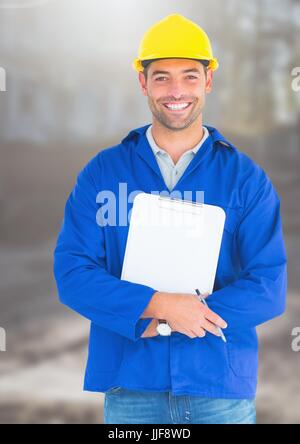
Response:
[145,125,210,157]
[121,123,234,150]
[121,124,228,187]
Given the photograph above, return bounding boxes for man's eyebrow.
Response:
[151,68,201,77]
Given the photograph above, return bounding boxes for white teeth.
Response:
[165,102,190,110]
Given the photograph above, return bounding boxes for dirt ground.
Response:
[0,237,299,424]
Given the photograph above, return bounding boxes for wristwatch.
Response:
[156,319,172,336]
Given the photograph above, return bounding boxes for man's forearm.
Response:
[140,291,168,319]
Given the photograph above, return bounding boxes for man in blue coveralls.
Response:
[53,14,287,424]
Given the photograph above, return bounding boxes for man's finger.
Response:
[202,306,227,329]
[202,319,221,337]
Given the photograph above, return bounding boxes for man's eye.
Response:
[154,76,198,81]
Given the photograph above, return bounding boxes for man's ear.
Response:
[205,69,213,94]
[138,72,148,96]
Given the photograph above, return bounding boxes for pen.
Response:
[195,288,227,343]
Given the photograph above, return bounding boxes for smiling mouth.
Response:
[162,102,193,112]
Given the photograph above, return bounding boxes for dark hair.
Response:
[142,58,209,80]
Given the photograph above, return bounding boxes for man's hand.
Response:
[166,291,227,338]
[140,292,227,339]
[146,291,227,339]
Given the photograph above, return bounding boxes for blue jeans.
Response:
[103,387,256,424]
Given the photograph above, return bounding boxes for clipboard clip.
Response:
[158,195,204,214]
[158,195,203,207]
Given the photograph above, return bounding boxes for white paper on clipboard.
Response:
[121,192,226,295]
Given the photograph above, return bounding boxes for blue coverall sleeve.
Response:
[53,160,156,341]
[207,174,287,330]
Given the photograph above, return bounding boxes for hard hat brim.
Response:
[132,56,218,72]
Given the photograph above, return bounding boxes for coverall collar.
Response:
[121,123,233,190]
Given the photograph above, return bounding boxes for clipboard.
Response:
[121,192,226,295]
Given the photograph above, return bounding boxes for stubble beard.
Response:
[148,97,203,132]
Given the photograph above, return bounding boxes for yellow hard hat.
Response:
[132,13,219,73]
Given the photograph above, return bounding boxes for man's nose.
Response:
[167,80,185,99]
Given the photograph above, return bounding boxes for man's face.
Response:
[139,58,213,131]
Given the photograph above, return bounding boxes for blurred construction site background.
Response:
[0,0,300,424]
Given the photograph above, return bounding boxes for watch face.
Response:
[157,322,171,336]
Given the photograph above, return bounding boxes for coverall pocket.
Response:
[226,330,258,379]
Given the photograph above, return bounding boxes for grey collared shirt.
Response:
[146,125,209,191]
